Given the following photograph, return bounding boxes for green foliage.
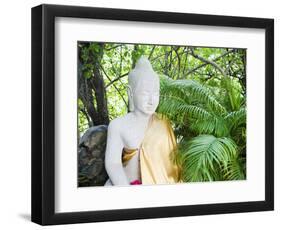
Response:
[158,74,246,182]
[178,135,238,181]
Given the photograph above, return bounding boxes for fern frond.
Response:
[225,107,246,130]
[179,135,238,182]
[160,76,227,115]
[158,95,212,122]
[222,156,246,180]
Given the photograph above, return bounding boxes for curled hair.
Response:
[128,56,159,90]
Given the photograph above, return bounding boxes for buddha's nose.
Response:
[148,95,153,105]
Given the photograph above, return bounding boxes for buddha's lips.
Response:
[130,179,142,185]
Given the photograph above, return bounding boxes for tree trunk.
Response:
[78,42,109,127]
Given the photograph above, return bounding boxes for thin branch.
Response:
[173,46,181,79]
[119,45,123,75]
[104,45,122,51]
[187,49,235,76]
[190,48,226,76]
[148,46,156,60]
[79,107,91,127]
[181,47,189,77]
[105,72,129,88]
[151,52,171,63]
[100,65,128,107]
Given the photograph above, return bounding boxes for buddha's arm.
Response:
[105,120,130,186]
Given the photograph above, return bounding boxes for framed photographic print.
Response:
[31,4,274,225]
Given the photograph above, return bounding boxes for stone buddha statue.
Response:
[104,56,182,186]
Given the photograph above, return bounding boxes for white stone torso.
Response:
[104,112,152,186]
[121,113,150,149]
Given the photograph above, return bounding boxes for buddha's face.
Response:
[132,77,160,115]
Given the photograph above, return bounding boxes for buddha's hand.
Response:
[130,179,142,185]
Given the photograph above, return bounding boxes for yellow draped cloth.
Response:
[122,113,183,185]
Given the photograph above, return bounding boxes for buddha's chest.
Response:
[121,122,148,149]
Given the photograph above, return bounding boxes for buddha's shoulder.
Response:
[107,114,130,131]
[153,113,172,129]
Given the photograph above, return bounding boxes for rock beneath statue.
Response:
[78,125,108,187]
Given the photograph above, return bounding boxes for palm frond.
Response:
[160,75,227,115]
[179,135,238,182]
[189,116,230,137]
[220,77,245,111]
[158,94,212,124]
[158,75,246,183]
[225,107,246,131]
[222,156,246,180]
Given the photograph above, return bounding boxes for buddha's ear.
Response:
[127,85,134,112]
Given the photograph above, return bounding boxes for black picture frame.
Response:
[31,4,274,225]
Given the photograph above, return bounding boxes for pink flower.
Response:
[130,180,142,185]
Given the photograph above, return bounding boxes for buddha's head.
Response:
[127,56,160,115]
